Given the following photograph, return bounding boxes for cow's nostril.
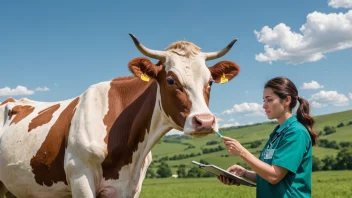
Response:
[193,116,202,127]
[195,119,202,126]
[193,114,215,131]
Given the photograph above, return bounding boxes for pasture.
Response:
[140,171,352,198]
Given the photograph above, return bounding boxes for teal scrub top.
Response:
[256,115,313,198]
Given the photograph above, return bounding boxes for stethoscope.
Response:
[266,122,296,150]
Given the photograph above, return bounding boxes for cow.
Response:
[0,34,240,198]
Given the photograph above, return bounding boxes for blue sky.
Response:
[1,0,351,134]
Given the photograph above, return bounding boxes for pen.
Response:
[215,131,223,138]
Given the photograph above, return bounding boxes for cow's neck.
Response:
[101,77,175,181]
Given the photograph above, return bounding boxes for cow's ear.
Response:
[128,57,163,81]
[208,61,240,83]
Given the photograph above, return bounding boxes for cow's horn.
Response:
[129,33,166,61]
[202,38,238,61]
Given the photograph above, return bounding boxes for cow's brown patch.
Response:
[28,104,61,132]
[0,98,15,105]
[128,58,162,80]
[128,58,192,128]
[157,70,192,127]
[8,105,35,125]
[102,77,157,180]
[208,61,240,83]
[30,97,80,186]
[203,83,211,106]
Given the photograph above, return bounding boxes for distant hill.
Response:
[149,110,352,174]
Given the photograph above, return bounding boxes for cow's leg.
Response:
[69,169,96,198]
[66,158,97,198]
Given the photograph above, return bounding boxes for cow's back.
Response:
[0,97,80,198]
[0,98,16,136]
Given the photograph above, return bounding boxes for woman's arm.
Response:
[241,149,288,184]
[243,170,257,183]
[222,136,288,184]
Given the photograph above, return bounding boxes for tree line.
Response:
[147,147,352,179]
[312,147,352,171]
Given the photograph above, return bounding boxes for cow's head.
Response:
[128,34,240,137]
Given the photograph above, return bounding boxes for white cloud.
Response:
[245,112,266,117]
[349,92,352,99]
[328,0,352,8]
[311,101,328,108]
[309,90,349,106]
[0,86,34,96]
[216,118,224,122]
[300,80,324,90]
[222,102,263,115]
[222,122,240,128]
[228,118,235,122]
[35,86,50,92]
[254,10,352,64]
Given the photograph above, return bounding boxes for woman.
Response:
[218,77,318,198]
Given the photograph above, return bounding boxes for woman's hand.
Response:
[217,165,247,186]
[222,136,247,156]
[217,175,239,186]
[227,164,247,177]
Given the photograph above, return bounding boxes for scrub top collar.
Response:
[276,115,298,133]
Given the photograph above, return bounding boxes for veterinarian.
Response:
[218,76,318,198]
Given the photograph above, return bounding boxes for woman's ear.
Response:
[285,96,292,107]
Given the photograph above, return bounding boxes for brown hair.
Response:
[264,77,318,146]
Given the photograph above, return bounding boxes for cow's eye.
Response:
[209,80,214,87]
[166,77,175,85]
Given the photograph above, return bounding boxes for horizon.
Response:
[165,108,352,136]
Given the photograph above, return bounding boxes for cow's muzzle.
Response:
[192,113,216,134]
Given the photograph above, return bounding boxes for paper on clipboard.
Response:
[192,161,256,187]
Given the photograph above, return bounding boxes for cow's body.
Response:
[0,34,240,198]
[0,78,163,197]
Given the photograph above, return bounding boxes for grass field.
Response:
[140,171,352,198]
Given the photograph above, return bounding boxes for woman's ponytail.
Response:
[296,97,318,146]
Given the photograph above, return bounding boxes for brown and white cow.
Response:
[0,34,240,198]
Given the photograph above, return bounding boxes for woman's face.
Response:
[262,87,286,120]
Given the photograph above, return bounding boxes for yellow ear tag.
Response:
[220,73,228,84]
[140,73,150,82]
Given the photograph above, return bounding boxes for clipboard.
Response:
[192,161,256,187]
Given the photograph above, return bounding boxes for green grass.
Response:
[140,171,352,198]
[312,146,339,159]
[314,110,352,131]
[320,124,352,142]
[152,142,188,156]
